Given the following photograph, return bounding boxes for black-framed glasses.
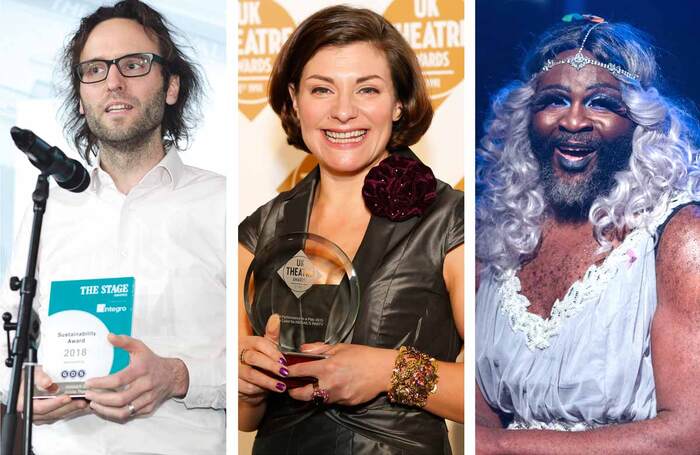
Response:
[75,52,166,84]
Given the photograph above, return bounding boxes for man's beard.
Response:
[530,130,634,221]
[84,87,166,153]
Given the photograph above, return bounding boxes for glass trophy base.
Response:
[282,351,326,389]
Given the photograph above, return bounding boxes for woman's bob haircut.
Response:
[268,5,433,153]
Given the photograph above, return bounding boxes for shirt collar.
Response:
[152,149,184,189]
[90,150,184,193]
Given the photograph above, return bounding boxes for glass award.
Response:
[244,232,360,387]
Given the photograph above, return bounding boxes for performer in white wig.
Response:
[476,14,700,453]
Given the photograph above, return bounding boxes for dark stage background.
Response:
[476,0,700,141]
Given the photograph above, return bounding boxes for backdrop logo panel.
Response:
[238,0,294,120]
[277,154,317,193]
[385,0,464,109]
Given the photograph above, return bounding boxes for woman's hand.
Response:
[238,314,289,405]
[286,343,396,406]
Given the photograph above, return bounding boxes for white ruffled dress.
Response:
[476,194,696,431]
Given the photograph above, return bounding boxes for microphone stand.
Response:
[1,173,49,455]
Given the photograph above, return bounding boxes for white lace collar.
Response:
[498,193,693,351]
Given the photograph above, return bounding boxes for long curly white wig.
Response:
[476,21,700,278]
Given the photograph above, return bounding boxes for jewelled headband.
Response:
[538,18,640,81]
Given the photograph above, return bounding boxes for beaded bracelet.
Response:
[387,346,439,407]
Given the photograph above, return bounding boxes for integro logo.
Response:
[96,303,127,314]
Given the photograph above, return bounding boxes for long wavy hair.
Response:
[60,0,203,164]
[476,21,700,278]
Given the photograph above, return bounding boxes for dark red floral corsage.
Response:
[362,154,437,221]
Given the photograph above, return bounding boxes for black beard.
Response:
[530,130,633,222]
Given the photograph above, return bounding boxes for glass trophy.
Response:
[244,232,360,388]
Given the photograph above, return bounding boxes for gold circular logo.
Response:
[384,0,464,110]
[238,0,295,120]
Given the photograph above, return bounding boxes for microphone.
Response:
[10,127,90,193]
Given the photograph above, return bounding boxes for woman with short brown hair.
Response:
[238,6,464,454]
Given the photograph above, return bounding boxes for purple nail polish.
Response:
[279,367,289,377]
[276,382,286,391]
[279,357,288,366]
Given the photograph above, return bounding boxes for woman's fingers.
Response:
[299,342,333,355]
[242,332,286,363]
[242,348,289,378]
[264,314,281,343]
[287,382,314,401]
[238,327,289,399]
[239,365,287,393]
[238,377,266,396]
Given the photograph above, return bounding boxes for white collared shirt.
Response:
[0,151,226,454]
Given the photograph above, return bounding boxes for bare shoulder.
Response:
[657,204,700,267]
[656,204,700,312]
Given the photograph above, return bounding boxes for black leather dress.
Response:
[238,149,464,455]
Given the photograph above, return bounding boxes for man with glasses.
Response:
[0,1,225,453]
